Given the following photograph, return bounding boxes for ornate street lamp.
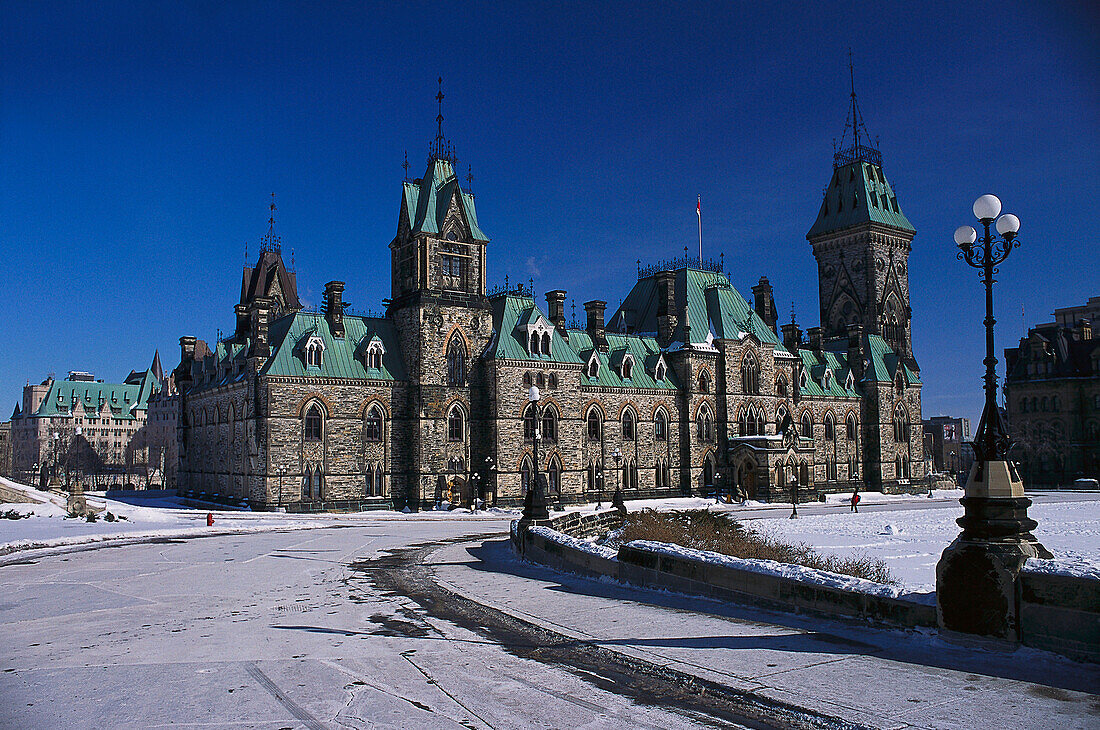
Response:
[520,386,550,522]
[937,195,1051,641]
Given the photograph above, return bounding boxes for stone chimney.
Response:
[847,323,864,381]
[656,270,677,347]
[180,336,197,364]
[323,281,346,338]
[248,298,273,358]
[781,322,802,352]
[1077,318,1093,341]
[807,326,824,355]
[584,300,608,352]
[752,277,778,334]
[234,304,249,341]
[546,290,567,335]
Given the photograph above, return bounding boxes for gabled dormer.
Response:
[518,309,554,357]
[294,330,325,370]
[356,333,386,371]
[584,350,601,380]
[609,348,636,380]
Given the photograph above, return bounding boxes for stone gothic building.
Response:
[174,104,924,511]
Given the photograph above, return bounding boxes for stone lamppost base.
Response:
[936,460,1051,642]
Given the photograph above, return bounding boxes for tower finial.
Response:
[260,193,281,254]
[403,150,409,181]
[833,51,880,169]
[436,76,444,142]
[466,165,474,194]
[429,77,457,164]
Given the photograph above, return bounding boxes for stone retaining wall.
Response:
[512,514,935,629]
[1019,570,1100,663]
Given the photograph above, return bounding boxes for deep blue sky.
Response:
[2,2,1097,425]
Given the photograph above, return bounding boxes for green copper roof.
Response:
[797,348,860,398]
[566,330,679,390]
[807,161,914,239]
[402,158,488,242]
[262,312,407,381]
[486,294,583,364]
[864,334,921,384]
[610,266,784,352]
[30,374,157,421]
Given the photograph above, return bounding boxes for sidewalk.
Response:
[429,536,1099,730]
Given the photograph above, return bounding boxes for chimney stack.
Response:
[248,298,273,358]
[656,270,677,347]
[546,290,567,334]
[752,277,778,334]
[847,323,864,381]
[781,322,802,352]
[323,281,346,338]
[584,300,608,352]
[807,326,824,354]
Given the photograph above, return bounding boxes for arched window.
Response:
[698,370,711,393]
[654,409,668,441]
[799,462,809,486]
[548,373,558,389]
[800,411,813,439]
[364,467,374,496]
[849,455,859,480]
[364,405,383,442]
[777,461,787,487]
[896,454,903,478]
[893,406,909,442]
[302,466,312,500]
[587,408,602,442]
[702,455,715,490]
[846,412,858,440]
[541,332,552,356]
[446,336,467,386]
[306,342,323,368]
[622,409,636,441]
[655,362,666,381]
[776,405,788,432]
[587,460,602,491]
[368,345,383,370]
[587,357,600,379]
[826,459,837,480]
[824,413,836,441]
[520,456,532,494]
[696,405,713,443]
[741,353,760,395]
[375,464,385,496]
[542,407,558,443]
[655,460,665,489]
[776,374,788,398]
[547,456,561,494]
[523,371,533,386]
[447,406,465,442]
[754,407,765,437]
[523,404,537,441]
[536,372,546,388]
[529,332,539,355]
[738,409,748,436]
[304,405,323,441]
[622,357,633,380]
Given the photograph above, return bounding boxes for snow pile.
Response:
[625,539,912,600]
[880,524,902,535]
[528,526,619,560]
[1023,557,1100,581]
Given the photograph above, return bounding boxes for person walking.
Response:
[850,489,860,513]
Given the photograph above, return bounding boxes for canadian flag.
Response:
[697,196,701,217]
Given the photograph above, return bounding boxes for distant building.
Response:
[147,349,201,490]
[1004,298,1100,488]
[0,420,11,479]
[922,415,973,477]
[10,358,162,489]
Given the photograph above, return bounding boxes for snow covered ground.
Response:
[752,495,1100,592]
[0,477,518,556]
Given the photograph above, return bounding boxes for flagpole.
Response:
[697,195,702,260]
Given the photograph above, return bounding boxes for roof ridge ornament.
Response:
[429,77,458,165]
[259,193,282,255]
[833,50,882,170]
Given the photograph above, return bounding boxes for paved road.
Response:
[0,498,1096,729]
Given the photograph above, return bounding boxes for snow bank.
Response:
[1023,557,1100,581]
[625,539,913,600]
[528,526,618,560]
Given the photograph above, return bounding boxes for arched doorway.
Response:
[701,454,716,495]
[737,460,757,500]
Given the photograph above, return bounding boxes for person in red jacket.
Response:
[850,490,860,513]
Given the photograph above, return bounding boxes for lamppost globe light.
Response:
[973,194,1002,221]
[954,226,977,248]
[995,213,1020,237]
[528,385,539,402]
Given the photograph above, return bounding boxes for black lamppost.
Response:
[594,469,603,510]
[521,385,550,522]
[485,456,495,507]
[789,466,799,519]
[937,194,1051,641]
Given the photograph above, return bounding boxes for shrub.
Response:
[1,509,30,520]
[85,512,98,523]
[608,509,897,585]
[105,512,116,522]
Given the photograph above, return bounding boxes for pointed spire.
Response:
[403,150,409,181]
[151,350,163,382]
[833,51,881,169]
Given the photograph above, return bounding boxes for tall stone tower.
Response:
[806,74,917,366]
[388,80,493,507]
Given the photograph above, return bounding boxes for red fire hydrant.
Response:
[206,512,214,527]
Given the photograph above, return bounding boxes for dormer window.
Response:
[541,332,551,355]
[823,369,833,389]
[655,362,665,381]
[587,354,600,379]
[365,342,384,370]
[303,335,325,369]
[621,354,635,380]
[845,371,855,390]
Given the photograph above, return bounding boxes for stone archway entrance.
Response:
[737,460,757,500]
